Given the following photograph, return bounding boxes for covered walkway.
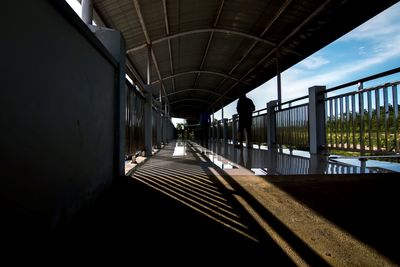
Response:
[57,140,399,265]
[2,1,400,265]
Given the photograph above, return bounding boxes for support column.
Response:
[267,100,278,149]
[309,86,326,154]
[222,104,227,143]
[276,52,282,108]
[155,100,162,149]
[211,108,215,140]
[163,105,167,144]
[144,85,153,156]
[232,114,238,145]
[82,0,93,25]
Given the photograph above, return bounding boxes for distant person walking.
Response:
[199,110,211,148]
[236,93,255,149]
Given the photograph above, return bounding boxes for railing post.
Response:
[267,100,278,149]
[82,0,93,25]
[217,120,220,141]
[309,86,326,154]
[232,114,238,145]
[223,118,228,143]
[144,85,153,156]
[155,100,162,149]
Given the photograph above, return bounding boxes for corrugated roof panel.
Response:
[217,0,275,36]
[152,42,172,78]
[204,33,257,75]
[171,33,210,74]
[174,73,198,90]
[230,42,273,78]
[139,0,166,41]
[95,0,145,48]
[169,0,219,34]
[196,74,226,91]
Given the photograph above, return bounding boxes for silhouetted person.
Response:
[236,93,255,149]
[199,110,211,149]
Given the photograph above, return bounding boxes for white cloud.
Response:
[358,46,366,55]
[340,2,400,42]
[282,35,400,100]
[298,55,330,69]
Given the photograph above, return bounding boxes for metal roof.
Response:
[92,0,399,120]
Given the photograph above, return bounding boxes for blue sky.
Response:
[214,1,400,120]
[66,0,400,125]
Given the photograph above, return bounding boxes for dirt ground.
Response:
[229,172,400,266]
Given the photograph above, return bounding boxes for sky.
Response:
[65,0,400,126]
[214,1,400,120]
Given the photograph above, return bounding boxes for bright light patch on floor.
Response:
[172,145,186,157]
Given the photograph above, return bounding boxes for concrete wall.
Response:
[0,0,118,233]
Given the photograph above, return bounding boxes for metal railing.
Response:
[275,96,309,149]
[251,108,268,145]
[324,68,400,154]
[125,82,145,158]
[208,68,400,155]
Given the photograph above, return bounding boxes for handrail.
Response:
[324,67,400,94]
[325,81,400,101]
[279,95,308,107]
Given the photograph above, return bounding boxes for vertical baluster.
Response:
[346,96,350,149]
[282,110,285,146]
[352,94,356,149]
[335,98,338,148]
[306,105,309,147]
[340,96,344,148]
[393,84,399,152]
[325,100,328,149]
[383,86,389,150]
[359,91,365,152]
[297,107,300,147]
[367,90,373,151]
[303,105,306,148]
[288,107,293,147]
[282,110,285,147]
[279,111,283,146]
[328,99,332,148]
[375,89,381,151]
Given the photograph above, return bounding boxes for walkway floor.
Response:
[53,140,398,265]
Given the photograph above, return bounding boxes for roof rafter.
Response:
[162,0,176,93]
[133,0,169,104]
[213,0,293,93]
[192,0,225,88]
[210,0,331,108]
[126,28,301,55]
[151,70,251,85]
[163,88,229,98]
[170,98,213,105]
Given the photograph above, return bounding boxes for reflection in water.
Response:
[173,141,187,156]
[208,153,237,169]
[207,141,396,175]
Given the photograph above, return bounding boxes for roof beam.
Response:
[210,0,331,107]
[193,0,225,88]
[133,0,169,104]
[162,0,176,93]
[127,28,279,53]
[213,0,293,92]
[171,104,206,110]
[170,98,213,105]
[163,88,227,98]
[151,70,250,85]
